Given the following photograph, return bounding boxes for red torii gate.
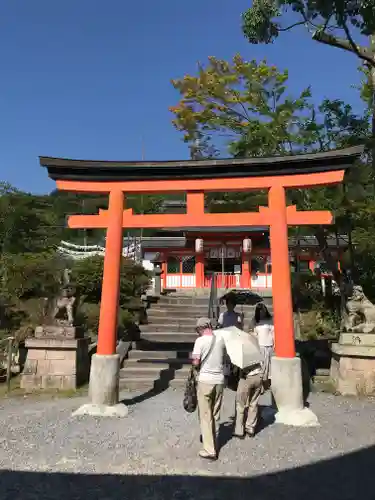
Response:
[40,146,362,422]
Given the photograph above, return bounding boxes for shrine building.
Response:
[140,200,347,291]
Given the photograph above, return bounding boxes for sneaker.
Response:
[233,433,245,440]
[246,429,255,438]
[199,450,217,461]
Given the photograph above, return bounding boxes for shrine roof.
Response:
[40,146,363,182]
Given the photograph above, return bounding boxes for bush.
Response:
[0,252,64,300]
[70,256,150,307]
[71,256,150,337]
[299,308,340,340]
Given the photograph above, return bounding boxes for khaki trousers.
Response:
[197,382,224,456]
[234,373,262,436]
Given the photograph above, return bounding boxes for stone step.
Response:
[128,349,190,359]
[126,359,191,368]
[141,323,195,333]
[140,332,196,343]
[149,304,209,314]
[144,315,197,325]
[146,309,209,319]
[140,316,197,332]
[120,365,190,379]
[159,296,210,306]
[119,377,184,391]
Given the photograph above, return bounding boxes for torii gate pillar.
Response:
[268,185,313,425]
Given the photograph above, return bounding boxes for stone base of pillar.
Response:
[73,353,128,418]
[271,356,319,427]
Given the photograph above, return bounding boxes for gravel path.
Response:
[0,389,374,499]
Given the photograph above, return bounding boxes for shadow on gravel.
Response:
[218,404,276,451]
[1,443,373,500]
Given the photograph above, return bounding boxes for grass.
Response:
[0,375,89,400]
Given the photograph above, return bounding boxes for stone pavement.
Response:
[0,388,374,500]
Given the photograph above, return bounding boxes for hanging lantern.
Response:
[243,237,252,253]
[195,238,204,253]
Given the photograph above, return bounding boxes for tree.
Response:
[0,185,65,255]
[241,1,375,160]
[171,55,315,158]
[242,1,375,67]
[170,55,371,291]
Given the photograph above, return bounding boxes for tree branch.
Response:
[278,21,306,32]
[313,30,375,66]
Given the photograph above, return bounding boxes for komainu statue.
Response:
[43,269,77,327]
[341,285,375,334]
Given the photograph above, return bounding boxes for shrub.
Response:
[0,251,64,300]
[70,255,150,307]
[71,256,150,337]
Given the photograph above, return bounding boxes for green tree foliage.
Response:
[171,55,315,157]
[0,184,65,254]
[242,1,375,67]
[0,184,154,339]
[241,0,375,166]
[170,55,372,294]
[70,256,150,336]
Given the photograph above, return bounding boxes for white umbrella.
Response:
[217,326,263,369]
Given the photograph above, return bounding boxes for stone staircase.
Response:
[119,291,273,391]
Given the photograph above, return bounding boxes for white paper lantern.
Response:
[243,238,252,253]
[195,238,204,253]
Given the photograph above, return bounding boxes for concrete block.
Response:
[48,360,76,376]
[271,356,319,427]
[27,349,47,360]
[22,359,38,375]
[337,370,364,396]
[42,375,62,390]
[35,360,51,375]
[88,354,120,406]
[330,342,375,396]
[21,375,42,391]
[21,336,90,391]
[45,350,76,361]
[60,375,76,390]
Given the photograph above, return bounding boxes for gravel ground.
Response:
[0,389,374,500]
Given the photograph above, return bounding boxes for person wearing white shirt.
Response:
[251,302,274,390]
[192,317,226,461]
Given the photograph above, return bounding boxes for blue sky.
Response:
[0,0,364,194]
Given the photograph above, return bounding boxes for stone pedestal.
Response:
[330,332,375,396]
[21,334,90,391]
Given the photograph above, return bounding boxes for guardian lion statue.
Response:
[43,269,77,327]
[341,285,375,334]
